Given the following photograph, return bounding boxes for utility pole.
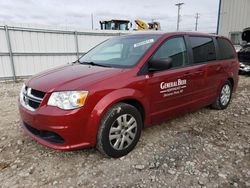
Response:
[195,13,200,31]
[91,13,94,30]
[175,2,184,31]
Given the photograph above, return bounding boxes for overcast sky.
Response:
[0,0,219,32]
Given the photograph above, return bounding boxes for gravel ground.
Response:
[0,75,250,188]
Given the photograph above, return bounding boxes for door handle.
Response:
[194,70,204,75]
[184,72,191,76]
[183,72,194,78]
[184,70,204,77]
[216,66,222,71]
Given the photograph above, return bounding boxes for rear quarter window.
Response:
[216,38,236,60]
[190,36,216,64]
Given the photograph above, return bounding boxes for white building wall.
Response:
[218,0,250,37]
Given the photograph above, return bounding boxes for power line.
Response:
[195,13,200,31]
[175,2,184,31]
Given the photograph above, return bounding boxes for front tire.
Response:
[97,103,143,158]
[211,80,232,110]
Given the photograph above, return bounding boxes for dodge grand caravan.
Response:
[18,32,239,158]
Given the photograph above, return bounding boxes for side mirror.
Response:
[148,58,172,72]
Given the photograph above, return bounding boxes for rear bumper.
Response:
[18,102,94,150]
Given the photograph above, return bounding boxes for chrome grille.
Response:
[20,86,45,111]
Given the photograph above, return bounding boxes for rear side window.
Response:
[190,37,216,64]
[216,38,236,60]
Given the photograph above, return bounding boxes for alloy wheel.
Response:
[109,114,137,150]
[220,84,231,106]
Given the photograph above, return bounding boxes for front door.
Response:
[146,36,205,124]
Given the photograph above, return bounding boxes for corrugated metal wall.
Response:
[0,28,12,78]
[218,0,250,37]
[0,25,126,81]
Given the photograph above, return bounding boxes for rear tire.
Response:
[211,80,232,110]
[96,103,143,158]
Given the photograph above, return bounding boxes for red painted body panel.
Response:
[18,32,239,150]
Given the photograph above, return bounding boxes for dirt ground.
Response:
[0,75,249,188]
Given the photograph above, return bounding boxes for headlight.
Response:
[48,91,88,110]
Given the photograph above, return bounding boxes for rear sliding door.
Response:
[188,36,219,104]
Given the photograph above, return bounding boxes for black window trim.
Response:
[213,36,220,60]
[137,34,237,76]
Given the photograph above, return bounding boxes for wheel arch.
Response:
[86,88,149,145]
[227,77,234,89]
[118,99,145,125]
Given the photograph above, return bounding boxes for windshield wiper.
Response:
[72,59,81,64]
[80,61,111,67]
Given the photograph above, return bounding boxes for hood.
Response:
[26,64,124,92]
[242,27,250,43]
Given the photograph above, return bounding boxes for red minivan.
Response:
[18,32,239,157]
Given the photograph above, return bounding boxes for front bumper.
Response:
[18,102,94,150]
[239,62,250,73]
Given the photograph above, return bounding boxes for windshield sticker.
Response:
[134,39,154,48]
[160,79,187,97]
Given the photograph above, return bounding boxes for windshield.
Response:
[79,35,160,68]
